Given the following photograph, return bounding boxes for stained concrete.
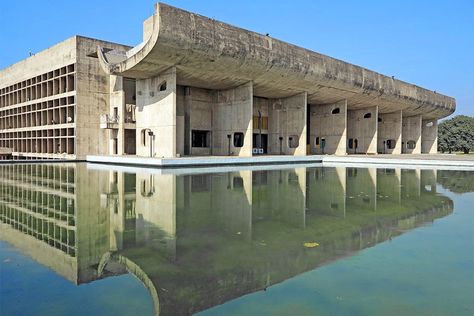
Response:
[309,100,347,155]
[402,115,422,154]
[377,110,402,154]
[347,107,378,154]
[421,119,438,154]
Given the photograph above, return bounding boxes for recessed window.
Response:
[426,122,434,127]
[234,132,244,147]
[315,137,320,146]
[159,81,167,91]
[348,138,354,149]
[192,130,210,147]
[407,140,416,149]
[378,117,382,122]
[363,113,372,119]
[288,135,299,148]
[386,139,396,149]
[331,107,340,114]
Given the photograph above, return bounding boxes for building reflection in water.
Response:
[0,163,455,315]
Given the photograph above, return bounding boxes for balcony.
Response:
[100,114,119,129]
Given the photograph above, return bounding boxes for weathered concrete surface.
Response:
[136,67,177,158]
[98,3,455,120]
[421,119,438,154]
[347,107,378,154]
[212,82,253,156]
[309,100,347,155]
[377,110,402,154]
[268,92,307,155]
[402,115,422,154]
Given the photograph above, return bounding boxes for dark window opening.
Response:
[331,107,340,114]
[407,140,416,149]
[348,138,354,149]
[363,113,372,119]
[288,135,299,148]
[386,139,396,149]
[315,137,320,146]
[159,81,167,91]
[378,117,382,122]
[192,130,210,147]
[234,132,244,147]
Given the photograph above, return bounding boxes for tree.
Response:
[438,115,474,154]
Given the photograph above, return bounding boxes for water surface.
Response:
[0,163,472,315]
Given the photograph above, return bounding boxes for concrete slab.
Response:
[86,154,323,168]
[86,153,474,169]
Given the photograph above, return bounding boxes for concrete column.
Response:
[268,92,307,155]
[109,75,125,155]
[212,82,253,157]
[347,106,378,154]
[309,100,347,155]
[377,110,402,154]
[402,115,422,154]
[136,67,177,158]
[421,119,438,154]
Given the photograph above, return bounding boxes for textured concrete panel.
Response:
[268,92,307,156]
[402,115,422,154]
[377,110,402,154]
[347,107,378,154]
[212,82,253,156]
[309,100,347,155]
[421,119,438,154]
[136,68,177,158]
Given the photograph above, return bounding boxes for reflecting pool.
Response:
[0,163,473,315]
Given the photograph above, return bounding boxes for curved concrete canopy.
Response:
[98,3,455,119]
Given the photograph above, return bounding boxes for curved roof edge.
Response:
[98,3,456,119]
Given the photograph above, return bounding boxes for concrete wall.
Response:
[347,106,378,154]
[421,119,438,154]
[377,110,402,154]
[212,82,253,156]
[136,67,177,158]
[309,100,347,155]
[402,115,422,154]
[268,93,307,155]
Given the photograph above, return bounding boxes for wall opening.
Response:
[407,140,416,149]
[233,132,244,147]
[331,108,340,114]
[363,113,372,119]
[288,135,299,148]
[192,130,210,148]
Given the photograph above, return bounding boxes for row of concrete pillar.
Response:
[108,68,438,158]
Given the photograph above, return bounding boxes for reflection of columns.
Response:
[402,115,422,154]
[268,92,307,155]
[306,167,346,218]
[136,67,177,157]
[347,106,378,154]
[401,169,421,198]
[421,119,438,154]
[377,110,402,154]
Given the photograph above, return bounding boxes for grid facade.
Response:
[0,164,77,256]
[0,64,76,159]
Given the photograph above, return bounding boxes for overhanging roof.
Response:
[98,3,455,119]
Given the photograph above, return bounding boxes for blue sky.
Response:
[1,0,473,116]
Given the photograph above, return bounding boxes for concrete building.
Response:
[0,3,455,160]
